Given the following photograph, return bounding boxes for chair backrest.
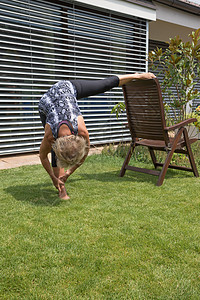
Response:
[122,78,169,143]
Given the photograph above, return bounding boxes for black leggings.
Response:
[39,76,119,167]
[39,111,57,167]
[70,75,119,100]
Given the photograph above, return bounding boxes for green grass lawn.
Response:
[0,154,200,299]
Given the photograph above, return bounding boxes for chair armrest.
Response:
[164,118,197,131]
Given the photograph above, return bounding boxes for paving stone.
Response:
[0,147,104,170]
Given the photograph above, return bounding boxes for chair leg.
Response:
[148,147,157,169]
[120,142,135,177]
[157,128,184,186]
[183,129,199,177]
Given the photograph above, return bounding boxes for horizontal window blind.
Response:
[0,0,147,155]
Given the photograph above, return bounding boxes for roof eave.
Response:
[154,0,200,15]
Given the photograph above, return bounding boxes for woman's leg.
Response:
[52,150,70,200]
[72,73,156,99]
[71,76,119,99]
[53,166,70,200]
[117,72,156,86]
[39,112,47,127]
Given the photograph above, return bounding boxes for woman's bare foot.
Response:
[59,185,70,200]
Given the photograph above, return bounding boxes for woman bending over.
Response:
[38,72,156,200]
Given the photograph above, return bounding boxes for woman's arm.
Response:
[59,116,90,183]
[117,72,156,86]
[39,134,65,191]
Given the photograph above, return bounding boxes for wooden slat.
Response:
[123,78,166,140]
[125,165,160,176]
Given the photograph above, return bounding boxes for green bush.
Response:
[149,28,200,124]
[102,141,200,167]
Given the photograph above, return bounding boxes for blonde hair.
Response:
[52,135,89,168]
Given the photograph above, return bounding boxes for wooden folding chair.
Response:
[120,78,199,186]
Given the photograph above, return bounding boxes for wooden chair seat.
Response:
[120,78,199,186]
[136,138,197,149]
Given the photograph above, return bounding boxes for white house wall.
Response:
[74,0,156,21]
[149,20,197,43]
[153,2,200,29]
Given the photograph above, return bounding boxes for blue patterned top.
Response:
[38,80,82,138]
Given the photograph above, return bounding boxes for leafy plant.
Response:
[149,28,200,124]
[111,102,125,119]
[192,105,200,130]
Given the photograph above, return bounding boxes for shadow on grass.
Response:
[72,166,193,186]
[5,183,63,206]
[4,167,195,206]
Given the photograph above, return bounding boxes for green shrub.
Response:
[102,141,200,167]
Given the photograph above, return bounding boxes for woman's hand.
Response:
[59,170,71,183]
[52,176,65,192]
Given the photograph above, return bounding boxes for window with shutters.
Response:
[0,0,147,155]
